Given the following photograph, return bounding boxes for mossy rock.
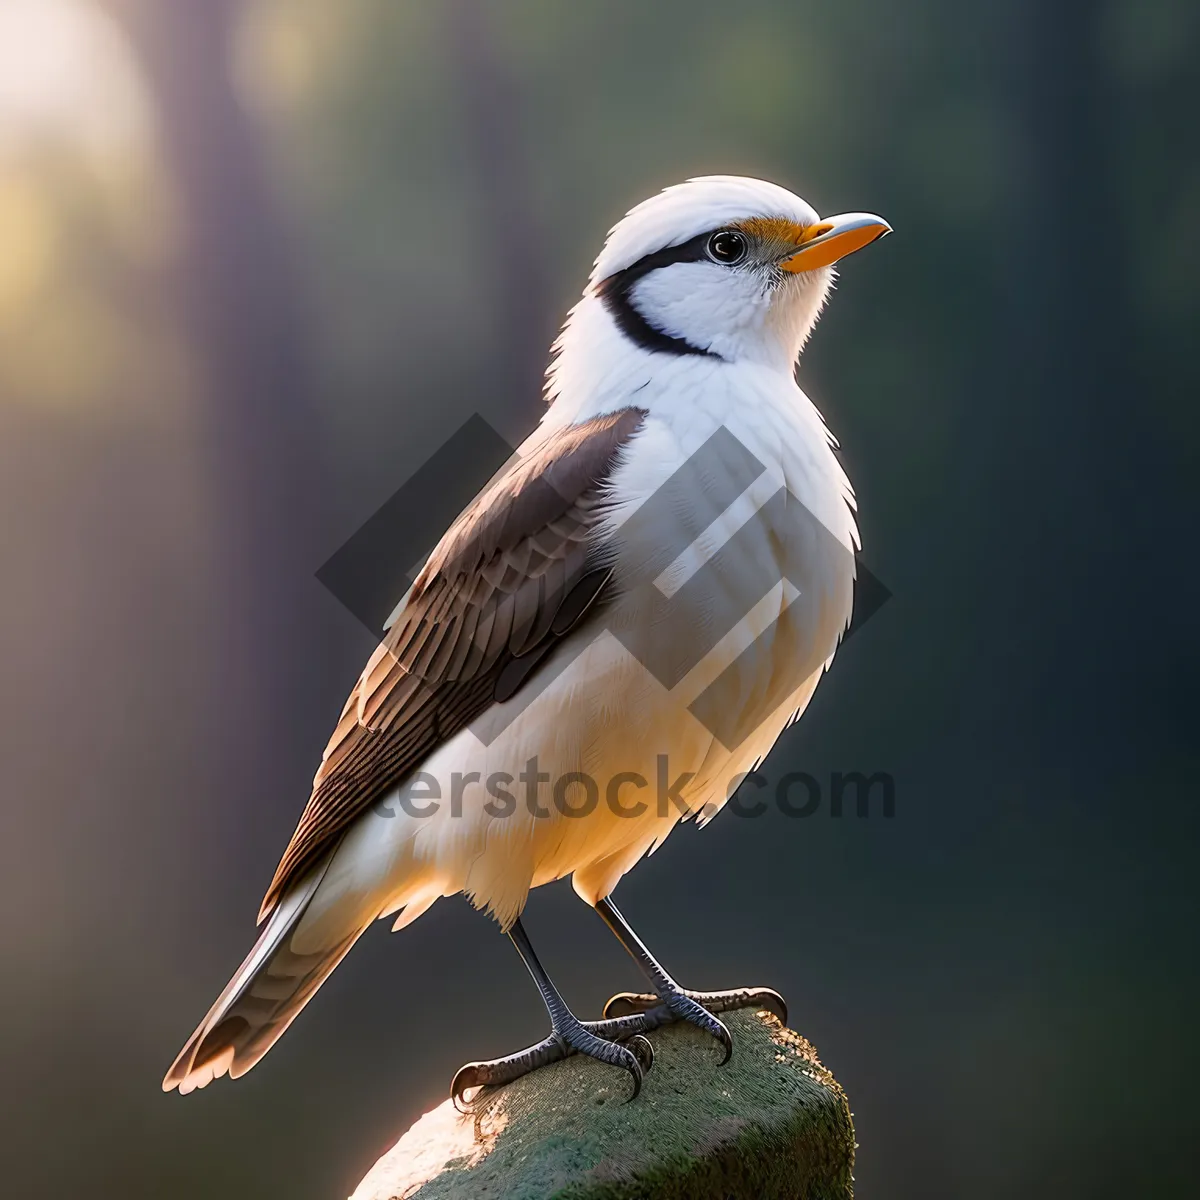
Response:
[351,1009,854,1199]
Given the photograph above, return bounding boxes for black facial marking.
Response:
[594,232,723,359]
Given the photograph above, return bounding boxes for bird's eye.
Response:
[706,230,748,265]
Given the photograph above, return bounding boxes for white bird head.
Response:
[574,175,889,375]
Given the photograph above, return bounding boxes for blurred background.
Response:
[1,0,1197,1195]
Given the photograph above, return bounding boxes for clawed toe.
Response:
[450,1060,490,1112]
[603,991,660,1019]
[698,986,788,1026]
[603,991,731,1062]
[450,1017,656,1109]
[669,993,733,1064]
[562,1024,647,1100]
[451,1032,562,1111]
[625,1032,654,1074]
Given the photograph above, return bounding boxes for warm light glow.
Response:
[0,0,149,156]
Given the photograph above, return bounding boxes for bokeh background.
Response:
[1,0,1198,1196]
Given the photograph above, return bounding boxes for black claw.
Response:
[618,1043,644,1101]
[570,1029,645,1100]
[714,1020,733,1065]
[628,1033,655,1073]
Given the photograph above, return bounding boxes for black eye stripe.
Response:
[602,231,715,284]
[593,232,724,359]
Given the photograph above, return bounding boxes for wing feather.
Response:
[258,409,646,920]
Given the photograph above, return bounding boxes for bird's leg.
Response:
[451,917,655,1109]
[594,896,788,1062]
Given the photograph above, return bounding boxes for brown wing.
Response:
[258,409,646,921]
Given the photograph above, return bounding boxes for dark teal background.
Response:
[0,1,1196,1196]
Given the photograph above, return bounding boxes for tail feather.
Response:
[163,858,367,1094]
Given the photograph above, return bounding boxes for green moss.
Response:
[356,1010,854,1200]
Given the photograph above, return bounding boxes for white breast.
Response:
[592,353,858,775]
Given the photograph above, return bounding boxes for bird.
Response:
[163,175,890,1103]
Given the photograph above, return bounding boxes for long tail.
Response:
[162,856,367,1094]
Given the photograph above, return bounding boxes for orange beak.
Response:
[780,212,892,273]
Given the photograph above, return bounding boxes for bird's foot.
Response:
[603,984,788,1054]
[451,1011,658,1110]
[616,986,734,1063]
